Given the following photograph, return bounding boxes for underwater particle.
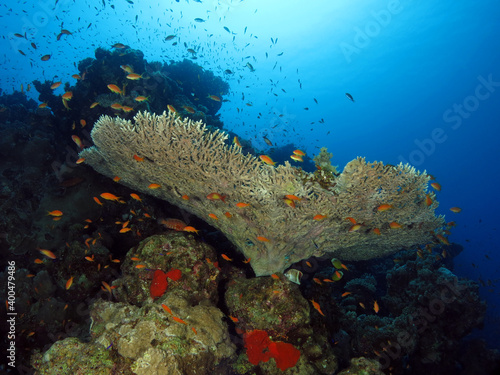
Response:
[450,207,462,213]
[309,299,325,316]
[148,183,161,189]
[431,182,441,191]
[65,276,74,290]
[313,214,327,221]
[259,155,275,166]
[389,221,402,229]
[345,92,355,102]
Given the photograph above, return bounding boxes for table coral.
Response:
[81,111,445,275]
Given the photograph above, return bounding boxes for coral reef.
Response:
[81,111,445,275]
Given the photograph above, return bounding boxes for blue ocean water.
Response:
[1,0,499,368]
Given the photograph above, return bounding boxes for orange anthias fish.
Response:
[372,228,381,235]
[107,84,122,94]
[425,194,433,206]
[290,154,303,162]
[172,316,188,325]
[50,81,62,89]
[256,236,270,242]
[126,73,142,80]
[133,154,144,161]
[206,192,226,202]
[259,155,275,166]
[377,204,393,212]
[148,183,161,189]
[47,210,63,217]
[208,213,219,220]
[182,105,195,114]
[38,248,56,259]
[100,192,120,201]
[93,197,103,206]
[62,91,73,101]
[374,300,380,313]
[167,104,177,113]
[130,193,141,201]
[208,95,221,102]
[161,304,173,315]
[293,149,306,156]
[430,182,441,191]
[233,136,242,147]
[65,276,74,290]
[72,135,84,149]
[389,222,403,229]
[310,299,325,317]
[184,226,199,234]
[313,214,327,221]
[285,195,302,201]
[450,207,462,213]
[221,254,232,261]
[236,202,250,208]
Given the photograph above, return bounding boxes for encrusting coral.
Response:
[81,111,445,276]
